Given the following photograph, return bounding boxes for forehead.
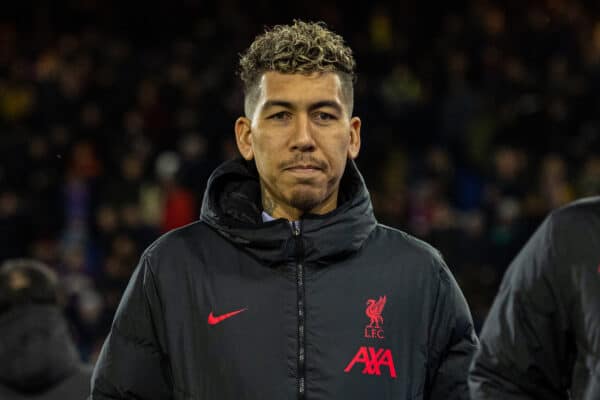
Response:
[257,71,344,105]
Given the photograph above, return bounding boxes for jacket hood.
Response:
[200,157,377,266]
[0,304,80,394]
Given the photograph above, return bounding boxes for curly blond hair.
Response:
[239,20,356,117]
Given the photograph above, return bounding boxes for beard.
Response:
[289,193,320,212]
[287,184,326,213]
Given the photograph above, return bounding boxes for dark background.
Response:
[1,0,599,362]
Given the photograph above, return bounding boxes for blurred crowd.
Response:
[1,0,600,362]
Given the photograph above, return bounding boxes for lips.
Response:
[285,165,321,171]
[284,165,324,177]
[281,158,326,175]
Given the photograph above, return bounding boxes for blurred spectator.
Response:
[0,190,31,260]
[1,0,600,361]
[538,154,574,210]
[578,155,600,196]
[155,151,196,233]
[177,132,219,201]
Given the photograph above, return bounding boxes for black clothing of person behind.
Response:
[0,259,92,399]
[469,197,600,399]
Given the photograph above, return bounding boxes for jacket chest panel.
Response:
[158,231,434,399]
[298,259,431,399]
[162,258,298,399]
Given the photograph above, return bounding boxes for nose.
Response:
[290,113,316,152]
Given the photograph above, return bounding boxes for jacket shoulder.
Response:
[139,220,216,270]
[371,223,450,276]
[375,223,445,257]
[547,196,600,232]
[529,196,600,273]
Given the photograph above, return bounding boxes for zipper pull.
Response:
[291,221,301,236]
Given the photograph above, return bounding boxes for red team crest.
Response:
[344,295,397,379]
[364,295,386,339]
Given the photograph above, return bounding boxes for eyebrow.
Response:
[263,100,294,111]
[309,101,343,114]
[262,100,343,114]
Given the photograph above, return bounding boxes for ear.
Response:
[235,117,254,160]
[347,116,361,160]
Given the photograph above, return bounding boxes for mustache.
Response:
[279,155,327,170]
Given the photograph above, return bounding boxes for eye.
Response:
[314,112,337,122]
[268,111,292,120]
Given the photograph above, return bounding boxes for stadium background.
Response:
[1,0,599,362]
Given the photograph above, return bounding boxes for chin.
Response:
[288,188,324,213]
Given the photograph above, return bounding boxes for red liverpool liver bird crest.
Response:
[364,295,386,339]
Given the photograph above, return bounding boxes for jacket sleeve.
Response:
[90,253,173,399]
[427,257,480,400]
[468,215,572,400]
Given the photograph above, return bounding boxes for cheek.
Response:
[254,155,272,180]
[252,134,273,160]
[253,129,287,154]
[326,139,352,178]
[324,135,351,163]
[252,143,280,182]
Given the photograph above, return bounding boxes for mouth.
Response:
[285,164,322,171]
[284,165,323,175]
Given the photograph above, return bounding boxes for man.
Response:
[0,259,92,399]
[469,196,600,399]
[91,20,478,399]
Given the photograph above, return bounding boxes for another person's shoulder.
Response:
[505,197,600,291]
[49,363,93,400]
[539,196,600,252]
[548,195,600,228]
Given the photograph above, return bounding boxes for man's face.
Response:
[235,71,361,219]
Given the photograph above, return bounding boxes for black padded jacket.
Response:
[469,197,600,400]
[91,158,478,400]
[0,304,92,400]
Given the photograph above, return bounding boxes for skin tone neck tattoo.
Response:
[261,184,279,217]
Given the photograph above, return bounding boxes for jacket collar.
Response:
[200,157,377,266]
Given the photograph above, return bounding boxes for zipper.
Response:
[292,221,306,399]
